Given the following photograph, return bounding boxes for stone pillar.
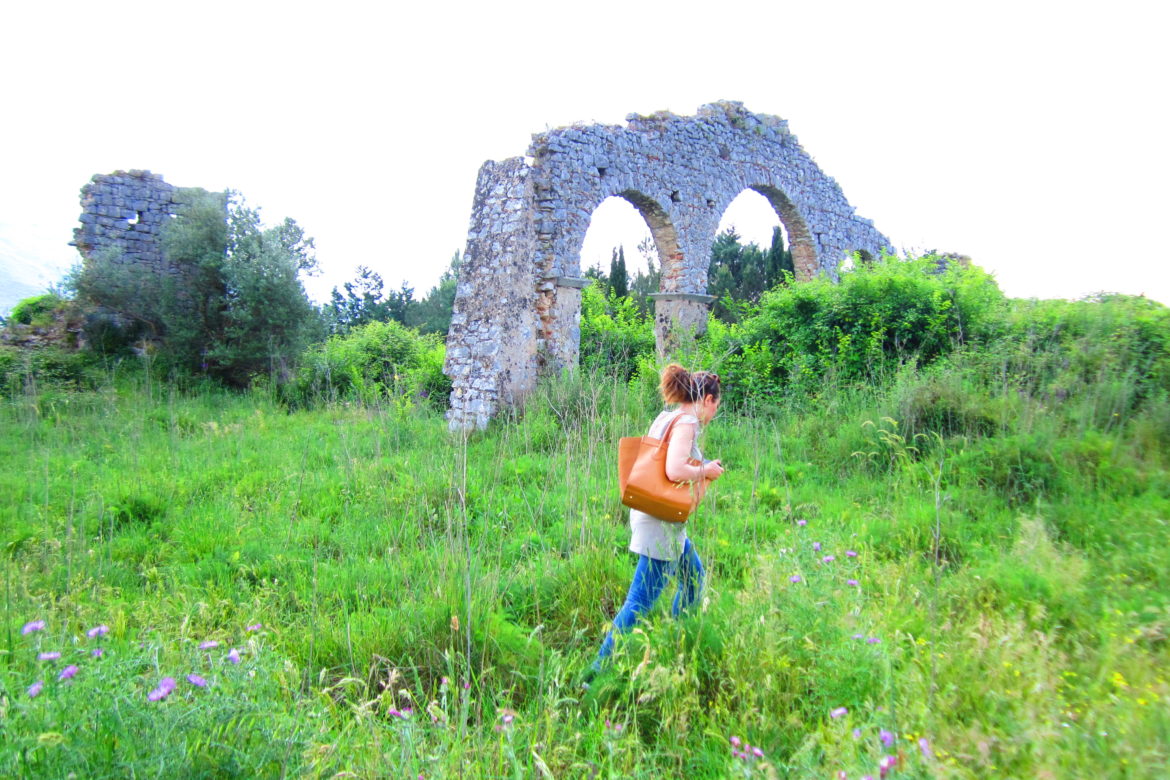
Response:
[650,293,717,356]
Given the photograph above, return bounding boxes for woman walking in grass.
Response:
[592,364,725,672]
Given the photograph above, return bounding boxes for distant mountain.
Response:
[0,226,78,317]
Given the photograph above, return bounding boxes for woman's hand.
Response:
[702,459,724,481]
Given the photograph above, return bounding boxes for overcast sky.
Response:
[2,0,1167,312]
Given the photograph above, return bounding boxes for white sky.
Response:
[1,0,1167,307]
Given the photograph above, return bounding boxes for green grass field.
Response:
[2,350,1169,777]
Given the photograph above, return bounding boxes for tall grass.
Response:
[2,309,1169,777]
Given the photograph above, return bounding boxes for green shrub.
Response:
[579,283,655,382]
[289,319,450,408]
[8,293,64,327]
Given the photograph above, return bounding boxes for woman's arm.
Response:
[664,422,722,482]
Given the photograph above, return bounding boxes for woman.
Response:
[594,364,724,668]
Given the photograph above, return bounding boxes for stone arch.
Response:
[444,102,891,430]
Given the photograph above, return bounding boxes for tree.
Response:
[407,251,462,336]
[325,265,392,334]
[707,226,793,322]
[72,189,321,385]
[609,246,629,299]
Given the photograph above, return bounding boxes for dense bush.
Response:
[8,293,65,327]
[288,319,450,408]
[579,283,656,382]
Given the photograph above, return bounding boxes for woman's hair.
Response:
[660,363,721,404]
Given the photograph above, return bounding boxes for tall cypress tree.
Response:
[609,246,629,299]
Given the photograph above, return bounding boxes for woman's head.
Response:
[660,363,721,405]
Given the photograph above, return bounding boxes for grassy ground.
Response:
[1,361,1168,778]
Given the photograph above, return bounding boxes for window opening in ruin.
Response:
[717,189,789,251]
[127,212,142,226]
[670,190,680,203]
[579,196,654,279]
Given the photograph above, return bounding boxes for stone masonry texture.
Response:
[450,102,891,430]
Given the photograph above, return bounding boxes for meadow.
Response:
[2,270,1169,777]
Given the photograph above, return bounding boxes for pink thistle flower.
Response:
[92,648,104,658]
[823,555,836,563]
[867,637,881,644]
[86,625,109,638]
[862,776,875,780]
[796,519,807,527]
[58,665,79,681]
[730,735,741,748]
[853,728,862,739]
[752,746,764,758]
[22,620,46,635]
[27,680,44,698]
[790,575,802,583]
[918,737,933,759]
[852,633,865,640]
[830,706,848,719]
[227,648,241,664]
[847,579,859,587]
[846,550,858,558]
[187,673,208,687]
[246,623,261,632]
[813,542,822,551]
[199,640,219,650]
[880,728,894,746]
[879,755,896,778]
[148,677,177,701]
[38,651,61,661]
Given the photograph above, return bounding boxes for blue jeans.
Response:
[597,538,705,662]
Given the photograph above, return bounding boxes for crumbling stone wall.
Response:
[72,170,184,274]
[445,101,892,430]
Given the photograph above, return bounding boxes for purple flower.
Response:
[199,640,219,650]
[148,677,177,701]
[27,680,44,698]
[187,673,208,687]
[852,728,862,739]
[823,555,836,563]
[813,542,822,551]
[752,746,764,758]
[58,665,79,681]
[730,735,741,748]
[86,624,109,638]
[918,737,933,759]
[880,728,895,746]
[879,755,896,778]
[246,623,262,632]
[846,550,858,558]
[789,575,802,584]
[796,519,807,527]
[38,651,61,661]
[837,772,848,780]
[227,648,241,664]
[852,633,865,640]
[92,648,104,658]
[847,579,859,587]
[830,706,848,719]
[22,620,46,635]
[867,637,881,645]
[862,776,875,780]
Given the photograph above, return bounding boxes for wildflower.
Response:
[830,706,848,719]
[919,737,933,759]
[22,620,46,635]
[58,665,79,681]
[187,674,208,688]
[837,772,847,780]
[86,625,110,638]
[463,680,470,690]
[148,677,177,701]
[823,555,836,563]
[862,776,875,780]
[853,728,862,739]
[813,542,822,551]
[852,633,865,640]
[880,728,895,746]
[246,623,261,632]
[28,680,44,698]
[92,648,104,658]
[847,579,859,587]
[227,648,241,664]
[790,575,802,584]
[752,746,763,758]
[796,519,807,526]
[867,637,881,644]
[38,651,61,661]
[879,755,896,778]
[199,640,219,650]
[846,550,858,558]
[730,735,742,748]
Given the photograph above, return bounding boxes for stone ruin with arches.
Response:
[442,101,892,430]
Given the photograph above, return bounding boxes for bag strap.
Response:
[651,410,689,451]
